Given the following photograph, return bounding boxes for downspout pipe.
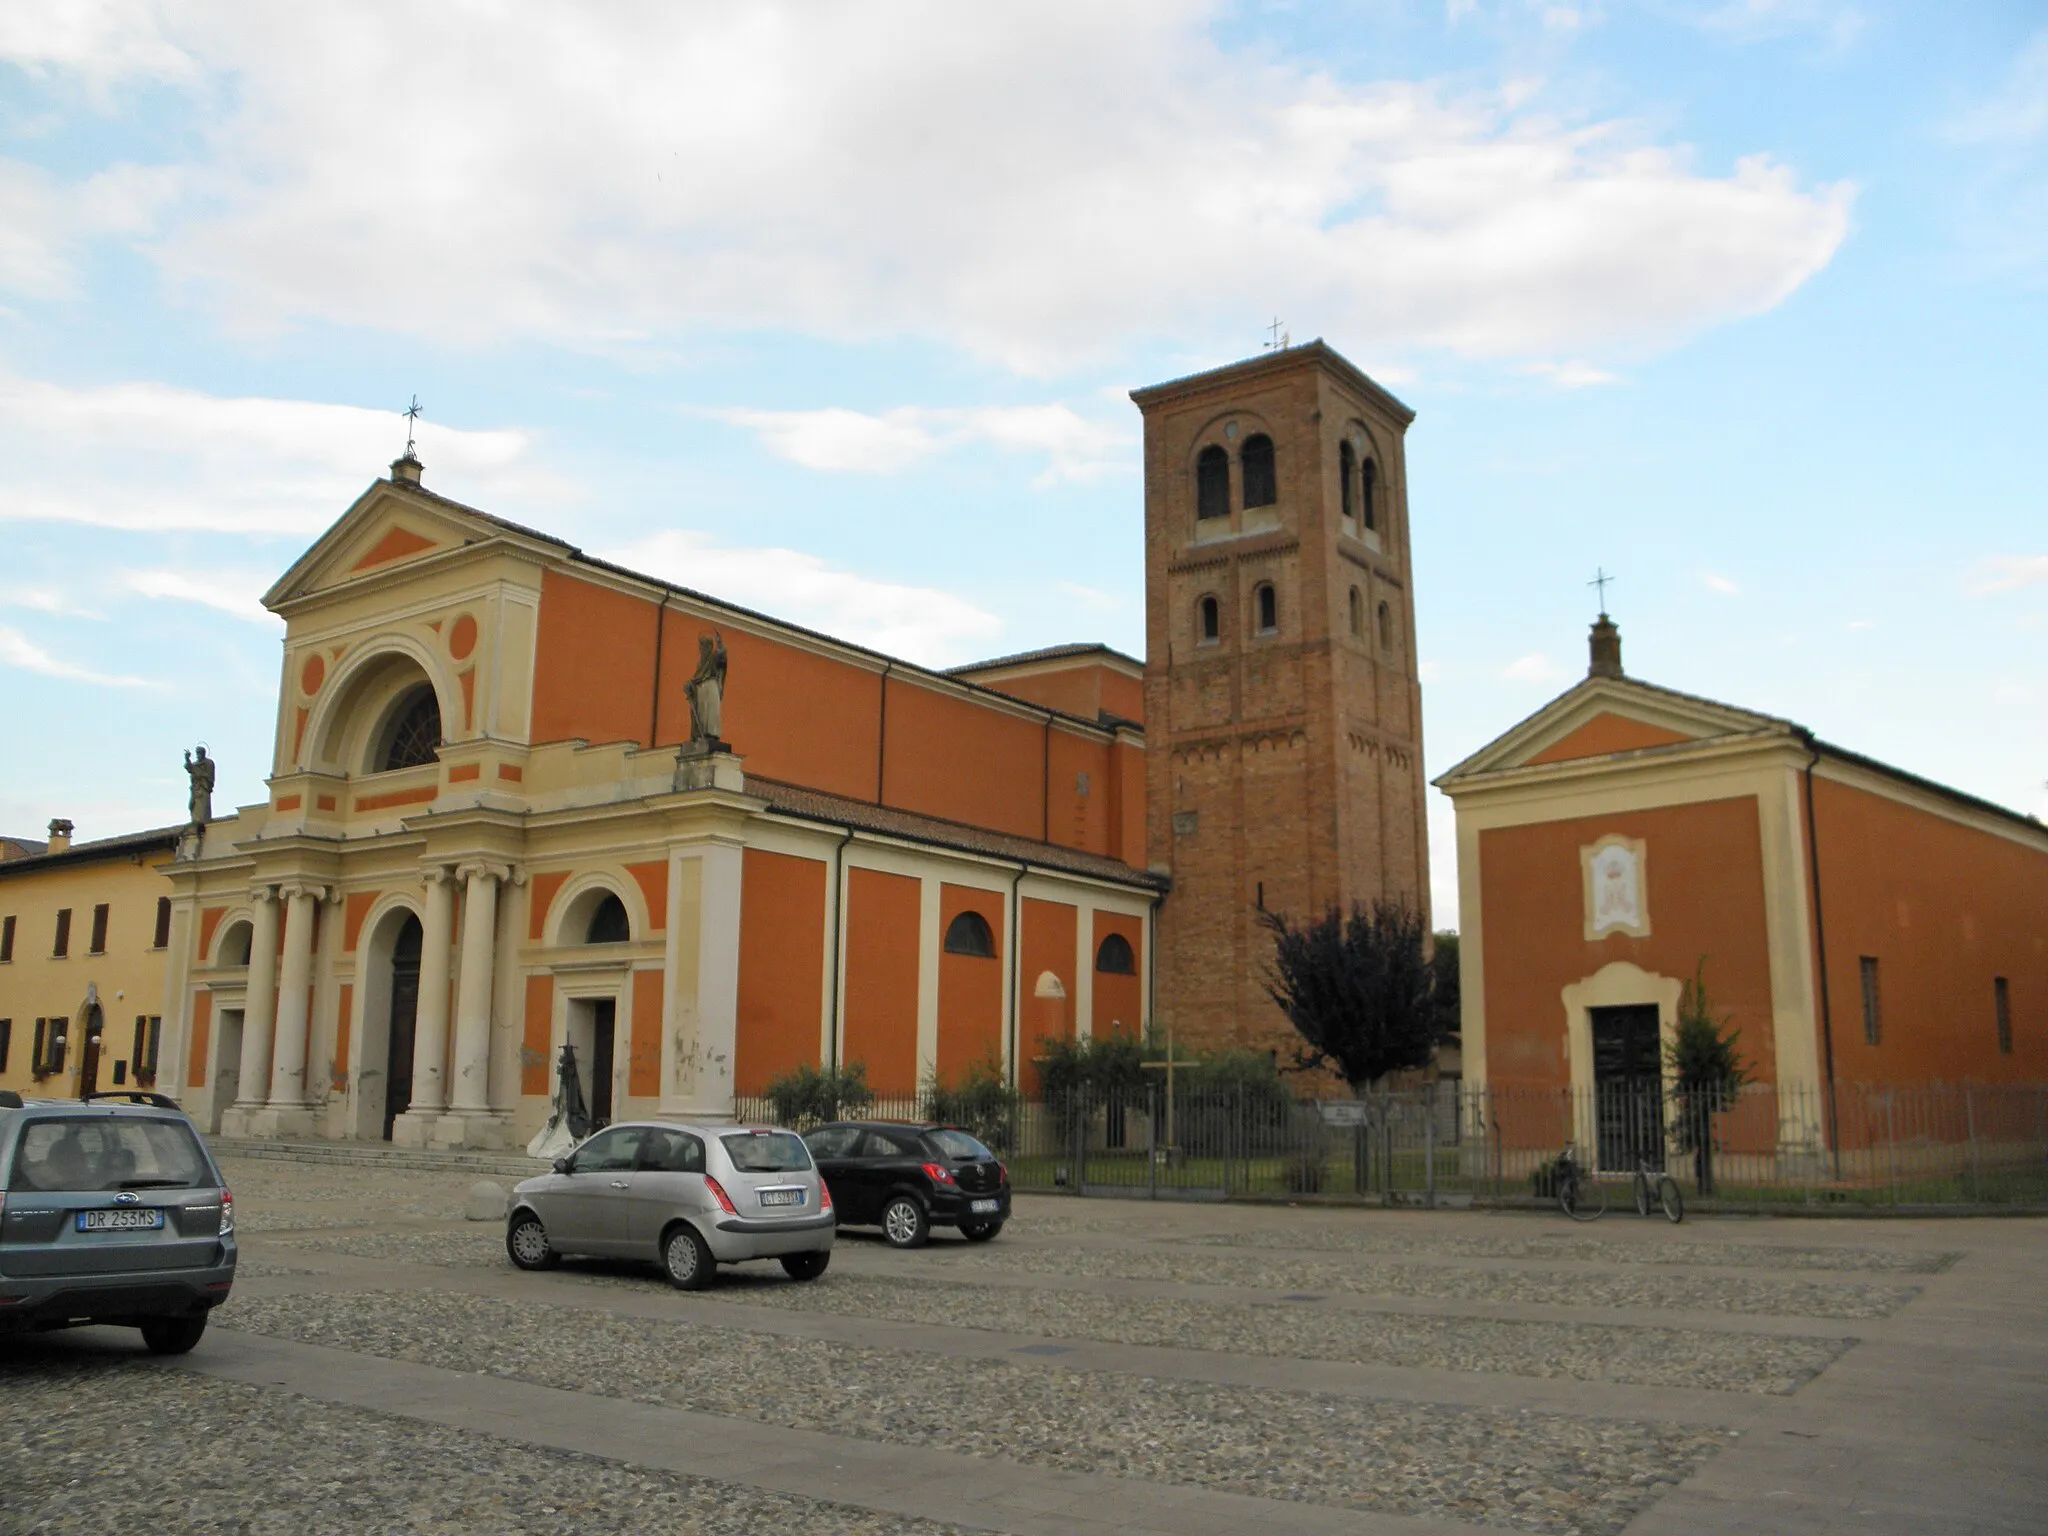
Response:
[826,825,856,1073]
[1800,734,1841,1179]
[647,593,671,748]
[875,661,894,805]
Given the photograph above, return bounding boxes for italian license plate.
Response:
[77,1208,164,1232]
[969,1198,999,1214]
[759,1188,804,1208]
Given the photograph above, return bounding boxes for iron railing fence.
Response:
[736,1081,2048,1209]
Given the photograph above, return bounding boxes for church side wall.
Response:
[1478,795,1777,1090]
[937,883,1006,1081]
[530,568,661,749]
[1808,774,2048,1087]
[734,849,829,1094]
[843,867,923,1095]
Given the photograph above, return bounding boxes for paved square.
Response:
[4,1153,2043,1534]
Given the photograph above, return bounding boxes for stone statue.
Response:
[686,632,728,745]
[183,745,215,826]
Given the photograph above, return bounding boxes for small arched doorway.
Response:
[383,914,423,1140]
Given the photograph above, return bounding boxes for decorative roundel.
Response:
[1351,431,1366,452]
[1223,421,1240,440]
[300,653,326,696]
[449,613,479,661]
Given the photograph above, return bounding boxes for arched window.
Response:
[218,922,252,968]
[1377,599,1394,652]
[586,893,631,945]
[1349,586,1363,637]
[1198,595,1220,644]
[1255,583,1277,635]
[1195,445,1230,520]
[1241,434,1276,508]
[1095,933,1136,974]
[375,684,441,773]
[1339,441,1356,520]
[1361,458,1378,531]
[943,910,996,957]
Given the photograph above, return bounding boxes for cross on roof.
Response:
[402,395,423,459]
[1589,567,1614,614]
[1266,317,1285,351]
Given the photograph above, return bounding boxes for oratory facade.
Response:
[151,342,1430,1146]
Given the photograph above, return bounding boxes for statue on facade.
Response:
[686,632,728,745]
[183,745,216,826]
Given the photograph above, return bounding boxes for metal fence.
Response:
[736,1080,2048,1209]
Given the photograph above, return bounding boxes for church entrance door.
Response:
[1589,1004,1663,1172]
[383,915,422,1140]
[589,999,616,1130]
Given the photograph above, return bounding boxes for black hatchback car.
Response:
[802,1122,1009,1248]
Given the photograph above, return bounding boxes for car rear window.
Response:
[8,1117,211,1193]
[928,1128,993,1160]
[721,1130,813,1173]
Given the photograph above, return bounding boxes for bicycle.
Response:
[1551,1144,1606,1221]
[1633,1157,1684,1223]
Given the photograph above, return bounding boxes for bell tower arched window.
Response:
[1349,586,1363,637]
[1361,458,1378,531]
[375,684,442,773]
[1198,594,1220,644]
[1255,583,1278,636]
[1377,599,1394,652]
[1241,434,1276,509]
[1195,445,1230,521]
[1339,441,1356,521]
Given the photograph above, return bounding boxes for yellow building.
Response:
[0,820,182,1099]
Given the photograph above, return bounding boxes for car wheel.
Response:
[506,1212,559,1271]
[662,1222,715,1290]
[881,1195,930,1250]
[958,1220,1003,1243]
[140,1315,207,1356]
[780,1250,831,1281]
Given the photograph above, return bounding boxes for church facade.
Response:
[139,343,1428,1147]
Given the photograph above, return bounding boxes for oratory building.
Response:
[139,343,1428,1148]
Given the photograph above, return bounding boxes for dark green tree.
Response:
[1429,931,1461,1047]
[1666,960,1751,1194]
[1259,900,1438,1092]
[763,1059,874,1129]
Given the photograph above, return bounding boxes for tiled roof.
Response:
[949,643,1142,675]
[745,775,1165,890]
[0,825,183,878]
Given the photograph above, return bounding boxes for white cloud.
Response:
[1519,359,1620,388]
[1701,571,1741,595]
[1946,31,2048,146]
[602,529,1002,668]
[118,569,280,624]
[1503,651,1570,683]
[706,403,1133,484]
[5,5,1854,374]
[1972,554,2048,594]
[0,374,559,534]
[1685,1,1866,48]
[0,625,147,687]
[0,585,99,619]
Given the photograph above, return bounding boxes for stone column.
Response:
[232,887,280,1112]
[449,860,509,1114]
[409,866,457,1116]
[267,882,325,1107]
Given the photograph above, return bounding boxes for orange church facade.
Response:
[1437,618,2048,1161]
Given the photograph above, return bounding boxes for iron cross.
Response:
[1267,317,1285,351]
[1589,567,1614,613]
[402,395,424,458]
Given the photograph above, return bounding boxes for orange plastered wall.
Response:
[1112,738,1145,865]
[1478,796,1776,1088]
[936,884,1005,1083]
[842,867,921,1095]
[186,991,212,1090]
[626,861,668,932]
[522,975,554,1095]
[629,969,663,1097]
[530,570,660,747]
[1091,911,1145,1039]
[1809,776,2048,1085]
[658,621,882,799]
[974,666,1101,720]
[1020,897,1078,1093]
[1048,729,1111,853]
[528,872,569,941]
[735,849,827,1093]
[1527,713,1694,766]
[883,681,1046,839]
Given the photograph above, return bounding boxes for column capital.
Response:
[455,859,514,886]
[249,884,279,906]
[275,880,330,904]
[421,863,458,888]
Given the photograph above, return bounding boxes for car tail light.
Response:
[704,1176,738,1215]
[818,1181,834,1213]
[996,1162,1009,1186]
[921,1162,957,1187]
[218,1189,234,1236]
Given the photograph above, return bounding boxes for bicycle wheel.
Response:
[1563,1175,1607,1222]
[1633,1171,1652,1218]
[1657,1176,1684,1223]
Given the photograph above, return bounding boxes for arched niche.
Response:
[543,872,649,950]
[302,639,456,777]
[211,914,254,968]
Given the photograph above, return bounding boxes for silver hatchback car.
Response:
[506,1121,833,1290]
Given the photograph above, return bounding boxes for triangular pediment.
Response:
[1435,676,1793,787]
[262,478,568,613]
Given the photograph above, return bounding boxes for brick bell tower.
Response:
[1133,341,1430,1056]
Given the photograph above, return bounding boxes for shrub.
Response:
[1282,1148,1327,1194]
[923,1058,1021,1151]
[763,1060,874,1129]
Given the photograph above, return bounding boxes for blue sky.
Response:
[1,1,2042,926]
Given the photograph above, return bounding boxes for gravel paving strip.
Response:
[226,1288,1729,1534]
[961,1245,1915,1319]
[700,1272,1848,1394]
[1179,1230,1959,1274]
[280,1227,513,1267]
[0,1345,967,1536]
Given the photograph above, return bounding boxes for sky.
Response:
[1,1,2043,929]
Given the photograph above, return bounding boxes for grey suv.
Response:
[507,1121,834,1290]
[0,1090,237,1354]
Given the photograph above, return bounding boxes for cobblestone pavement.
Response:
[4,1151,2040,1536]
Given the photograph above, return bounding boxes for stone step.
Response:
[208,1136,548,1180]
